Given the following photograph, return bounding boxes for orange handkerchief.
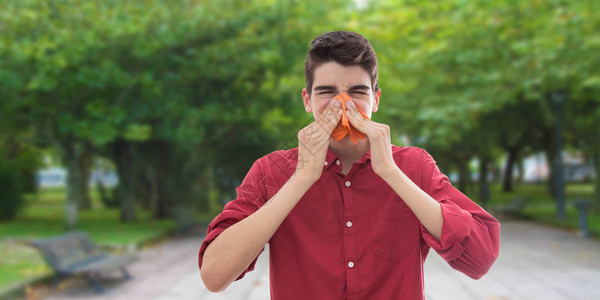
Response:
[330,93,370,144]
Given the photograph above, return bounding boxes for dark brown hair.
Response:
[305,31,379,94]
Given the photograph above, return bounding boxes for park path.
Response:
[34,219,600,300]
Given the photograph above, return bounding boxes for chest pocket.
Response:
[367,199,419,261]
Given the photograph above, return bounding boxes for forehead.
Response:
[312,62,371,88]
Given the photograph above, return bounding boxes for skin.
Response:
[200,61,443,293]
[301,62,379,175]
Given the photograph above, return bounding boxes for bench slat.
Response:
[74,253,137,273]
[28,231,136,293]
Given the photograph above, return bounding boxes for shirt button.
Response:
[324,161,328,166]
[346,221,353,228]
[345,181,351,187]
[348,261,355,268]
[336,160,341,166]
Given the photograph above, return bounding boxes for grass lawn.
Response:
[0,187,177,292]
[469,183,599,237]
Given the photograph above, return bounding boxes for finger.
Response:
[345,100,369,130]
[324,109,343,134]
[318,98,341,116]
[328,98,342,111]
[316,101,342,133]
[325,105,343,130]
[322,99,341,123]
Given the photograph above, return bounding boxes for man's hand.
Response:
[345,99,444,239]
[345,100,398,178]
[295,99,342,181]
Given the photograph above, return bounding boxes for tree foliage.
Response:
[1,0,599,222]
[0,0,352,224]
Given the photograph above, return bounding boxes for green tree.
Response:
[0,0,351,225]
[362,0,600,211]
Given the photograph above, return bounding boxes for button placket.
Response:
[341,175,358,300]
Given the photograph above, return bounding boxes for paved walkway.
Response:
[31,220,600,300]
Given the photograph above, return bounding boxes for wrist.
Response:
[292,170,320,186]
[376,164,402,182]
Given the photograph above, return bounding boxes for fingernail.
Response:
[333,100,341,108]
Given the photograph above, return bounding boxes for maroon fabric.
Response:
[199,146,500,299]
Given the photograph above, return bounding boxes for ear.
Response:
[372,89,381,112]
[302,88,312,113]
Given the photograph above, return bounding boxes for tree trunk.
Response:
[149,164,160,217]
[139,142,160,217]
[479,157,490,208]
[79,149,93,209]
[457,163,469,193]
[545,146,557,197]
[592,147,600,212]
[136,166,152,210]
[200,164,215,214]
[152,141,171,219]
[113,140,137,222]
[96,179,117,208]
[516,158,524,186]
[62,143,90,229]
[502,148,518,192]
[139,140,171,219]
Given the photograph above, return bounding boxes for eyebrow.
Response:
[348,85,371,91]
[314,85,337,92]
[313,85,371,92]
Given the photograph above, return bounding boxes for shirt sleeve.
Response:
[418,149,500,279]
[198,158,268,281]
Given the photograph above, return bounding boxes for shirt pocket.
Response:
[367,199,419,262]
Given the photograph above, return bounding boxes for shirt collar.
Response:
[324,147,371,169]
[358,149,372,164]
[324,148,338,169]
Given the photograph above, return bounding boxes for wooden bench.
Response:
[497,196,530,217]
[28,231,137,293]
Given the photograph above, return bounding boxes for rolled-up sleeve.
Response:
[198,159,268,281]
[419,149,500,279]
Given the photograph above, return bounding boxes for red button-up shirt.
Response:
[198,146,500,299]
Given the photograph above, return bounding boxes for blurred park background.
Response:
[1,0,599,298]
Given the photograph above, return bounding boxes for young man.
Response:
[199,31,500,299]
